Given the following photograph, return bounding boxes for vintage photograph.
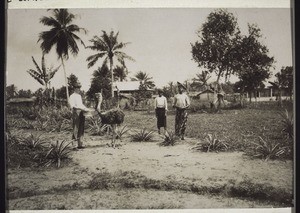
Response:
[6,6,294,210]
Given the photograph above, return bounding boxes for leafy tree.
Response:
[27,54,60,89]
[86,30,134,97]
[38,9,86,103]
[191,9,241,83]
[6,84,18,99]
[235,24,274,102]
[131,71,155,90]
[269,66,293,105]
[56,86,67,100]
[67,73,80,94]
[17,89,33,98]
[87,64,111,100]
[113,65,127,82]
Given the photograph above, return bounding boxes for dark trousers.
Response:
[72,109,85,147]
[175,108,188,137]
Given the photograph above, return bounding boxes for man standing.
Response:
[154,89,168,134]
[69,82,88,149]
[173,82,190,140]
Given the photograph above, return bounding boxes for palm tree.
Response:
[38,9,86,103]
[113,65,127,82]
[27,55,60,90]
[86,30,134,97]
[191,70,211,91]
[131,71,155,90]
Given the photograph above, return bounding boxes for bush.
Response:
[279,109,293,139]
[45,140,73,168]
[116,125,130,140]
[160,130,178,146]
[246,136,288,161]
[191,133,229,152]
[21,133,48,150]
[131,128,154,142]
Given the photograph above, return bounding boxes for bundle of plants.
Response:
[246,136,288,161]
[131,128,154,142]
[191,133,229,152]
[160,130,178,146]
[45,140,73,168]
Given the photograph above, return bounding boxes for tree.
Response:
[269,66,293,105]
[86,30,134,98]
[27,54,60,89]
[86,64,111,100]
[17,89,33,98]
[191,9,241,83]
[190,70,211,91]
[235,24,274,103]
[38,9,86,103]
[131,71,155,90]
[67,73,80,94]
[6,84,18,99]
[113,65,127,82]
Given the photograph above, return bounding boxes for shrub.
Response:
[247,136,287,161]
[88,116,111,136]
[45,140,73,168]
[116,125,130,140]
[191,133,229,152]
[279,109,293,139]
[160,130,178,146]
[21,133,48,150]
[6,130,23,147]
[131,128,154,142]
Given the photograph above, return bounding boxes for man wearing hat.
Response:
[154,89,168,134]
[173,82,190,140]
[69,81,88,149]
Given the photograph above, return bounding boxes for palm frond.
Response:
[31,56,42,74]
[48,65,61,79]
[87,53,106,68]
[27,70,45,85]
[39,16,61,28]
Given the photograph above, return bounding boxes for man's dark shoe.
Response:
[77,146,85,149]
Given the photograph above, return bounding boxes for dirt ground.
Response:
[7,131,293,210]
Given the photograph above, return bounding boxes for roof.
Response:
[197,89,215,95]
[113,81,140,91]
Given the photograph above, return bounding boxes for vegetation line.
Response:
[9,170,293,206]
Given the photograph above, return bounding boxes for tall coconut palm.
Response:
[86,30,134,97]
[131,71,155,90]
[27,54,61,90]
[38,9,86,103]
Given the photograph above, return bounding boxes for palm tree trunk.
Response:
[110,58,114,98]
[61,58,70,106]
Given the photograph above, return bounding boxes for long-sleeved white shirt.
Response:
[69,93,87,110]
[173,93,190,109]
[155,95,168,110]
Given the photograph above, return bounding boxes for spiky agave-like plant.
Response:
[45,140,73,168]
[131,128,154,142]
[250,136,287,161]
[279,109,293,139]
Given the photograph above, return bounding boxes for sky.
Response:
[6,8,293,92]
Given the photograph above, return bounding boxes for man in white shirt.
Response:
[69,82,88,149]
[154,89,168,134]
[173,82,190,140]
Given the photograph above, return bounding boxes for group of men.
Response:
[70,81,190,149]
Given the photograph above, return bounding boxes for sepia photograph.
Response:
[5,1,294,211]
